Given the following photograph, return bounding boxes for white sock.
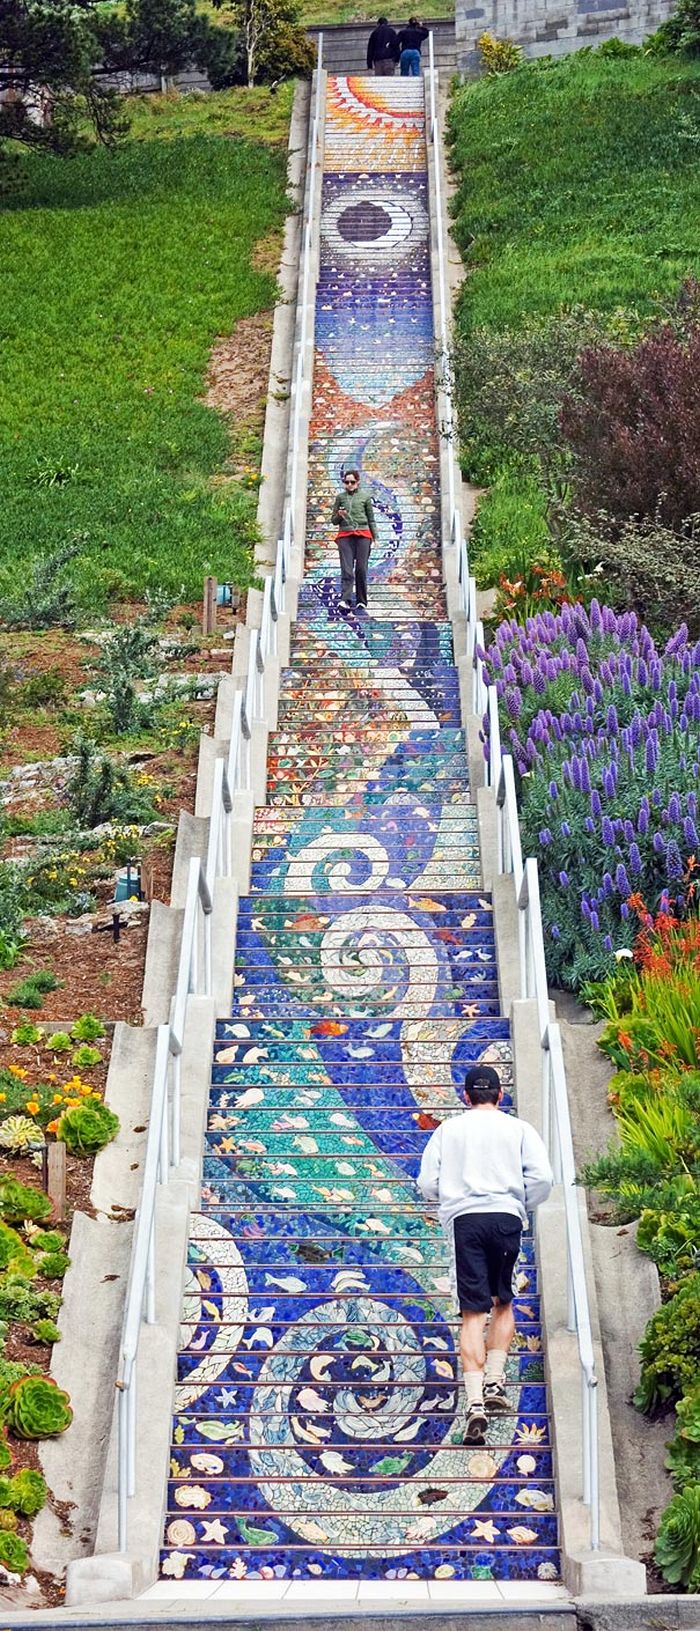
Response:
[463,1371,484,1408]
[485,1349,508,1385]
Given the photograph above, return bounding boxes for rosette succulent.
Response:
[6,1375,73,1440]
[0,1117,44,1155]
[57,1101,119,1156]
[655,1485,700,1588]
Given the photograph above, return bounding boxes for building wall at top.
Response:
[457,0,675,72]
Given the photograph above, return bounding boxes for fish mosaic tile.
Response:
[159,73,560,1589]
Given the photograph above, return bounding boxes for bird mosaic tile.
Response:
[159,74,560,1590]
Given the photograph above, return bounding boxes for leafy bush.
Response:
[0,1279,59,1326]
[67,738,156,829]
[655,1484,700,1588]
[477,30,522,72]
[667,1387,700,1492]
[0,1530,28,1573]
[0,546,79,632]
[0,1179,51,1226]
[70,1014,105,1042]
[468,464,552,588]
[635,1274,700,1413]
[20,668,67,710]
[562,510,700,641]
[0,930,22,971]
[57,1100,119,1156]
[5,1375,72,1440]
[560,323,700,533]
[6,972,59,1010]
[652,0,700,54]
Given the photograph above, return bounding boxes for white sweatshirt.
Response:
[416,1107,553,1228]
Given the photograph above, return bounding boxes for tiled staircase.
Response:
[160,77,560,1593]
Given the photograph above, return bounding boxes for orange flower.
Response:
[25,1101,40,1116]
[46,1119,59,1135]
[8,1065,28,1080]
[617,1032,633,1053]
[52,1093,63,1105]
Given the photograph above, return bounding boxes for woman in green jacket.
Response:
[330,469,377,612]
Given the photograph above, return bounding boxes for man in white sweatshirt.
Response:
[417,1063,553,1445]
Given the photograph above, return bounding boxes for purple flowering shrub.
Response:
[479,599,700,988]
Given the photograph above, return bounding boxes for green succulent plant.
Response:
[655,1484,700,1589]
[6,1468,47,1517]
[0,1116,44,1155]
[57,1100,119,1156]
[30,1232,65,1255]
[0,1179,51,1226]
[0,1529,28,1573]
[30,1318,61,1346]
[70,1044,101,1069]
[6,1375,72,1440]
[0,1509,17,1531]
[0,1430,12,1472]
[70,1014,105,1042]
[635,1274,700,1413]
[0,1180,50,1226]
[46,1032,71,1054]
[37,1251,70,1280]
[9,1024,41,1046]
[0,1223,36,1280]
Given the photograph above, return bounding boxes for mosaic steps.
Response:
[161,74,559,1593]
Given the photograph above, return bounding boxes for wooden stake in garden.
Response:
[47,1142,67,1222]
[202,575,217,636]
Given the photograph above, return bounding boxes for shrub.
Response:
[19,669,67,710]
[0,545,79,632]
[0,1530,28,1574]
[560,324,700,534]
[0,1179,51,1226]
[70,1014,105,1042]
[652,0,700,54]
[67,738,156,829]
[0,1279,59,1326]
[667,1386,700,1493]
[57,1101,119,1156]
[562,511,700,641]
[6,972,59,1010]
[5,1375,72,1440]
[477,31,522,73]
[655,1485,700,1589]
[0,931,22,971]
[635,1273,700,1413]
[255,21,316,81]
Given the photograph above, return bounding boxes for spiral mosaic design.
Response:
[159,75,559,1590]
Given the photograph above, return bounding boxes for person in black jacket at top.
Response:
[397,15,429,74]
[366,16,400,74]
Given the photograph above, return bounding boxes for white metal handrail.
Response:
[424,41,601,1554]
[114,43,325,1551]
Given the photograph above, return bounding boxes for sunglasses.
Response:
[343,477,358,486]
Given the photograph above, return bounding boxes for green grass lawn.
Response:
[0,88,291,604]
[301,2,454,26]
[449,52,700,333]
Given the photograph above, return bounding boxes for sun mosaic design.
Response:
[159,77,560,1588]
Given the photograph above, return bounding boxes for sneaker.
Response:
[356,601,368,611]
[463,1402,488,1445]
[484,1379,509,1412]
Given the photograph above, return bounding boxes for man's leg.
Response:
[484,1297,516,1408]
[410,51,420,74]
[459,1310,489,1443]
[400,52,409,75]
[337,538,354,605]
[355,538,371,606]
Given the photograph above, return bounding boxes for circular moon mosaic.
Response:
[322,185,428,269]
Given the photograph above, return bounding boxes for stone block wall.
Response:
[457,0,675,72]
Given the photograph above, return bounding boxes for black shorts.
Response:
[453,1211,522,1314]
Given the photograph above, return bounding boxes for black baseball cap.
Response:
[464,1065,501,1092]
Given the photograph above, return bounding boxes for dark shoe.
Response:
[356,600,368,610]
[484,1379,509,1412]
[463,1403,488,1445]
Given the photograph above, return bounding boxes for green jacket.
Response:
[331,486,377,540]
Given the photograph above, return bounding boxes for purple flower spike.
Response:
[602,872,614,897]
[585,816,595,833]
[666,840,684,880]
[638,805,649,836]
[591,788,602,818]
[645,738,657,775]
[669,792,682,823]
[653,832,664,854]
[684,816,699,848]
[629,843,643,875]
[603,934,613,952]
[539,828,553,846]
[533,669,547,697]
[559,871,570,888]
[602,817,615,845]
[620,902,630,919]
[551,924,561,940]
[580,757,591,793]
[590,910,600,932]
[623,819,635,843]
[548,781,559,801]
[561,821,571,839]
[615,863,632,896]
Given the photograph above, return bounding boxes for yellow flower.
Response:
[47,1119,59,1135]
[64,1100,80,1111]
[8,1065,28,1080]
[80,1084,92,1096]
[0,1094,5,1104]
[26,1101,40,1116]
[47,1074,57,1084]
[52,1093,63,1105]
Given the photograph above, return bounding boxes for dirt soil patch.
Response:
[205,311,274,427]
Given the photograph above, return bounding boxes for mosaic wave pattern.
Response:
[160,77,560,1589]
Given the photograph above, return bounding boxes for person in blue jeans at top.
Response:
[397,16,429,74]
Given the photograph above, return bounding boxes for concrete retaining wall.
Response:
[456,0,675,72]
